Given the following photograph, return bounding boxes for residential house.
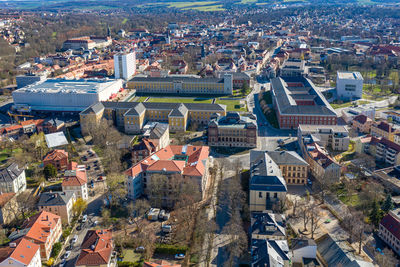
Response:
[0,238,42,267]
[9,211,62,260]
[379,208,400,256]
[126,145,210,204]
[62,162,88,200]
[290,238,319,266]
[207,112,257,148]
[43,149,69,171]
[352,114,373,134]
[0,192,18,225]
[251,239,290,267]
[249,151,287,212]
[0,125,23,140]
[37,192,76,225]
[371,121,398,142]
[250,211,286,241]
[75,229,114,267]
[0,164,26,194]
[266,151,309,185]
[131,139,157,165]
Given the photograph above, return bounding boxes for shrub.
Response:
[117,262,134,267]
[51,242,62,258]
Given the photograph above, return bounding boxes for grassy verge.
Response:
[147,97,213,103]
[215,98,246,112]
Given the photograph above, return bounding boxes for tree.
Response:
[375,247,397,267]
[72,198,87,218]
[16,191,37,222]
[299,201,311,232]
[369,200,383,228]
[240,82,250,96]
[353,214,371,254]
[43,164,58,180]
[106,173,127,207]
[101,208,111,227]
[381,194,394,213]
[309,203,322,239]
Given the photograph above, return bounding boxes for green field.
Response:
[135,96,149,102]
[215,98,246,111]
[147,97,213,103]
[182,4,225,11]
[168,1,218,8]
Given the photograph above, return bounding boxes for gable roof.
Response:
[62,162,87,187]
[380,211,400,241]
[76,229,113,266]
[267,151,309,166]
[43,149,68,162]
[0,238,40,266]
[0,163,24,183]
[38,191,75,207]
[18,211,60,244]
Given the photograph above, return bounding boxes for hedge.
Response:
[154,243,188,254]
[117,262,134,267]
[51,242,62,258]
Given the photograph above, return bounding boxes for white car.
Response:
[64,251,71,259]
[82,215,88,223]
[72,235,78,243]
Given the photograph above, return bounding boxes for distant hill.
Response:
[1,0,399,11]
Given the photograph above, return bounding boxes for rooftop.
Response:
[337,71,363,80]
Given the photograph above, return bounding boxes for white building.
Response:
[0,164,26,194]
[0,238,42,267]
[336,71,363,101]
[16,74,47,89]
[62,165,88,200]
[12,78,123,112]
[114,52,136,80]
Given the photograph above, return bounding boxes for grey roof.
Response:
[0,163,24,183]
[45,132,68,148]
[271,77,336,116]
[210,111,257,129]
[267,151,309,166]
[291,238,317,251]
[125,102,146,116]
[80,102,105,115]
[149,123,168,139]
[130,75,224,83]
[99,101,226,112]
[169,103,188,117]
[250,150,287,192]
[251,239,290,267]
[316,234,374,267]
[251,211,286,238]
[37,191,74,207]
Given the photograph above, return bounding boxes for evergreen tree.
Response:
[370,200,383,227]
[43,164,57,180]
[382,194,394,213]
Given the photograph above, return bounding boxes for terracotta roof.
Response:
[380,213,400,241]
[76,229,113,266]
[43,149,68,162]
[374,121,392,133]
[126,145,209,178]
[62,162,87,187]
[22,211,60,244]
[353,114,370,124]
[144,260,181,267]
[0,192,15,207]
[5,238,41,265]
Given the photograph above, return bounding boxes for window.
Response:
[259,192,263,198]
[274,193,278,198]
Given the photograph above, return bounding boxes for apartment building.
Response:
[379,208,400,256]
[352,114,373,134]
[9,211,62,260]
[62,162,88,200]
[126,145,209,204]
[371,121,398,142]
[266,151,309,185]
[271,77,337,129]
[0,192,18,225]
[0,238,42,267]
[127,74,233,95]
[249,151,287,212]
[207,112,257,148]
[298,124,350,151]
[80,101,226,134]
[0,163,26,194]
[37,192,76,225]
[43,149,69,171]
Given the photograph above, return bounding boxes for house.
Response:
[0,163,26,194]
[371,121,398,142]
[250,211,286,241]
[126,145,210,204]
[37,192,76,225]
[43,149,69,171]
[9,211,62,260]
[316,234,374,267]
[352,114,373,134]
[131,139,157,164]
[62,162,88,200]
[0,238,42,267]
[266,151,309,185]
[207,112,257,148]
[379,208,400,256]
[251,239,290,267]
[298,124,350,151]
[171,60,188,74]
[0,192,18,225]
[144,261,181,267]
[290,238,319,266]
[249,151,287,212]
[75,229,114,267]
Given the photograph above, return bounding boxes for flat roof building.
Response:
[12,78,123,112]
[336,71,363,101]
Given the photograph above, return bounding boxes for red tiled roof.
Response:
[7,238,40,265]
[353,114,370,124]
[0,192,15,207]
[76,229,113,266]
[23,211,60,244]
[43,149,68,162]
[380,213,400,241]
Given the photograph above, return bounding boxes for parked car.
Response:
[158,210,165,220]
[71,235,78,244]
[175,254,185,260]
[162,224,172,233]
[76,224,82,231]
[60,259,66,267]
[64,251,71,259]
[135,246,145,253]
[82,215,88,223]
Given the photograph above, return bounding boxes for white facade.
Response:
[12,79,123,112]
[62,183,88,200]
[114,52,136,80]
[0,167,26,194]
[336,71,363,101]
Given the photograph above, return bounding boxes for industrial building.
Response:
[12,78,123,112]
[336,71,363,101]
[127,74,233,95]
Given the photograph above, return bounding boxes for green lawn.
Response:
[135,96,148,102]
[0,148,22,162]
[330,101,354,109]
[338,194,360,207]
[182,4,225,11]
[147,97,213,103]
[168,1,218,8]
[215,99,246,112]
[122,249,141,263]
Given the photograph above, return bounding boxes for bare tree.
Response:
[16,191,37,222]
[374,248,398,267]
[105,173,127,207]
[309,203,322,239]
